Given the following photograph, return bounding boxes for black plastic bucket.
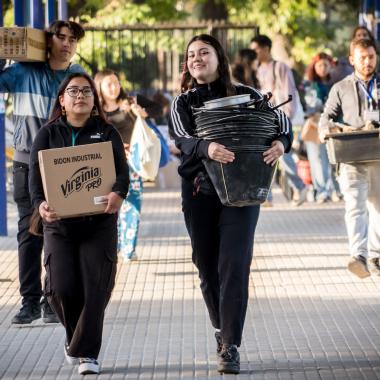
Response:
[194,103,279,206]
[203,150,277,206]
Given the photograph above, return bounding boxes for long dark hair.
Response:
[351,25,375,43]
[48,72,106,124]
[180,34,235,96]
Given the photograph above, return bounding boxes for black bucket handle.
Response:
[270,94,293,110]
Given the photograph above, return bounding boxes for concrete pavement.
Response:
[1,184,380,380]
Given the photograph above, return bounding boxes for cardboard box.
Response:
[0,27,46,62]
[38,142,116,218]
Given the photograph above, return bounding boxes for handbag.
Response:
[301,115,320,144]
[29,207,43,236]
[128,116,161,180]
[291,91,306,127]
[145,119,171,168]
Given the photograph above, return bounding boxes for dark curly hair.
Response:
[46,20,85,41]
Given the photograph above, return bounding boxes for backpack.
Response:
[273,60,305,126]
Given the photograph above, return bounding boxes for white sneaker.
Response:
[64,343,79,365]
[124,251,138,262]
[78,358,100,375]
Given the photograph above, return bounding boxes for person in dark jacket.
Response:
[94,69,161,261]
[231,48,260,89]
[168,34,292,375]
[0,20,85,324]
[29,73,129,375]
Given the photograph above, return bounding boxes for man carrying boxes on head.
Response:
[0,20,86,324]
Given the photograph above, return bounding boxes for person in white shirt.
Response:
[250,34,307,206]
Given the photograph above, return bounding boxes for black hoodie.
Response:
[29,115,130,210]
[168,79,293,180]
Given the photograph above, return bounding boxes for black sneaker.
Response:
[367,258,380,276]
[215,331,222,356]
[41,298,59,323]
[11,303,41,324]
[217,344,240,374]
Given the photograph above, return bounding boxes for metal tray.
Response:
[203,94,251,109]
[326,130,380,164]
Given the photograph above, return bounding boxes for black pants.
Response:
[43,214,118,359]
[182,180,260,346]
[13,161,44,305]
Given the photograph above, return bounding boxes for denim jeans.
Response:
[305,141,332,200]
[118,169,143,260]
[339,162,380,259]
[279,152,305,192]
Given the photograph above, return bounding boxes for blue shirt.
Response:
[0,61,85,162]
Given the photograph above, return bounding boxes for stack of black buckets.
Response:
[194,94,280,206]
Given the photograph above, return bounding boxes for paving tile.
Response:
[1,186,380,379]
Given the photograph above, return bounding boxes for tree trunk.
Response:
[200,0,228,21]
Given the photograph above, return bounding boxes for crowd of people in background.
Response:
[229,26,378,209]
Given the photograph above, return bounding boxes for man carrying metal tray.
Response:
[319,38,380,279]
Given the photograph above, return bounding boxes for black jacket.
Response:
[168,79,293,180]
[29,115,130,209]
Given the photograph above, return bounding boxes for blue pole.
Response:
[0,97,7,236]
[46,0,56,26]
[0,4,7,235]
[359,0,366,24]
[375,0,380,41]
[31,0,45,29]
[58,0,68,20]
[14,0,26,26]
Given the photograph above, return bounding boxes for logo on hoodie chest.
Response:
[90,133,103,139]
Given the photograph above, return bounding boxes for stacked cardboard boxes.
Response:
[0,27,46,62]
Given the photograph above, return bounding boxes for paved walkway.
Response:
[1,184,380,380]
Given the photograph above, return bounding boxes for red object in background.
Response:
[297,159,312,185]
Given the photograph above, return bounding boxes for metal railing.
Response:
[77,22,258,95]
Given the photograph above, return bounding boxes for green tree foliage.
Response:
[68,0,105,18]
[76,0,360,65]
[80,0,186,25]
[72,0,360,90]
[75,0,190,90]
[228,0,360,64]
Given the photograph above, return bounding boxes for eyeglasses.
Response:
[65,86,94,98]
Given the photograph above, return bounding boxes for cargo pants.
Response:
[43,213,118,359]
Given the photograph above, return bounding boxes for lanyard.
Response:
[358,77,376,110]
[71,128,81,146]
